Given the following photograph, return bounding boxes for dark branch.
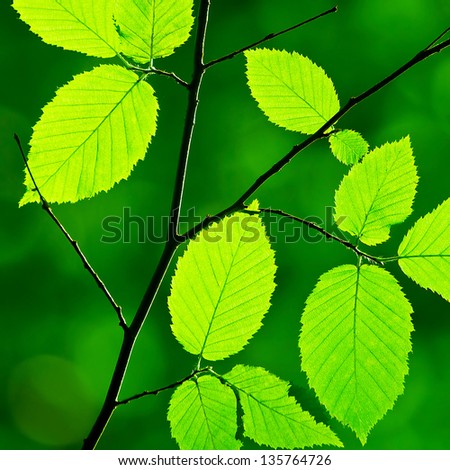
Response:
[180,30,450,241]
[205,6,338,68]
[82,0,212,450]
[259,208,383,266]
[14,134,127,330]
[117,368,210,406]
[168,0,210,240]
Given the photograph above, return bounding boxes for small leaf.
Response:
[398,198,450,302]
[334,137,418,245]
[168,202,277,361]
[20,65,158,205]
[245,49,340,134]
[329,129,369,165]
[224,365,342,449]
[299,264,413,444]
[115,0,195,63]
[13,0,119,58]
[168,375,241,450]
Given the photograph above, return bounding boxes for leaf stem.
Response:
[205,6,338,68]
[81,0,212,450]
[14,134,127,330]
[117,367,211,406]
[259,208,383,265]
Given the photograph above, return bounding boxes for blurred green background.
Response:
[1,0,449,450]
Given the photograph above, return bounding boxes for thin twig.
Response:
[81,0,212,450]
[205,6,338,68]
[425,26,450,50]
[149,67,190,88]
[259,208,383,265]
[117,368,211,406]
[181,30,450,241]
[14,134,127,330]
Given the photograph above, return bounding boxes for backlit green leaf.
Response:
[398,198,450,302]
[168,201,277,361]
[115,0,195,63]
[334,137,418,245]
[245,48,340,134]
[168,375,241,450]
[20,65,158,205]
[299,265,413,444]
[13,0,119,58]
[224,365,342,449]
[329,129,369,165]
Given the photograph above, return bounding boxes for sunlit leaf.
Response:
[224,365,342,449]
[20,65,158,205]
[299,264,413,444]
[245,48,340,134]
[398,198,450,302]
[168,201,277,361]
[334,137,418,245]
[329,129,369,165]
[115,0,195,63]
[13,0,119,58]
[168,375,241,450]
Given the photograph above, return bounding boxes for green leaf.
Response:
[168,202,277,361]
[398,198,450,302]
[224,365,342,449]
[334,137,418,246]
[299,264,413,444]
[13,0,119,58]
[168,375,241,450]
[20,65,158,205]
[329,129,369,165]
[115,0,195,63]
[245,48,340,134]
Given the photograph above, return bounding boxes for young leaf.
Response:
[299,264,413,444]
[329,129,369,165]
[168,375,241,450]
[168,202,277,361]
[20,65,158,205]
[13,0,119,58]
[224,365,342,449]
[334,137,418,245]
[398,198,450,302]
[245,49,340,134]
[115,0,195,64]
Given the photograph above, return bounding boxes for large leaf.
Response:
[299,265,413,444]
[168,375,241,450]
[13,0,119,58]
[398,198,450,302]
[329,129,369,165]
[168,202,277,361]
[20,65,158,205]
[245,48,340,134]
[334,137,418,246]
[115,0,195,63]
[224,365,342,449]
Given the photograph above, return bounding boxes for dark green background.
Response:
[1,0,449,450]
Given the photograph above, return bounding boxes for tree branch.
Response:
[205,6,338,68]
[117,368,210,406]
[259,208,383,265]
[82,0,212,450]
[180,30,450,241]
[14,134,127,330]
